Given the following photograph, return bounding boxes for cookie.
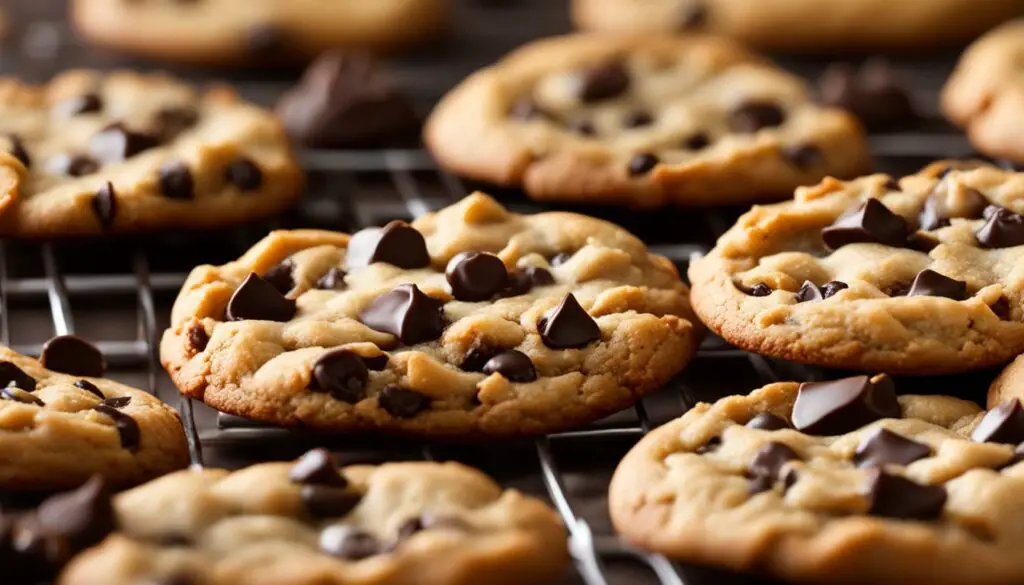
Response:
[572,0,1024,52]
[0,70,303,238]
[688,160,1024,375]
[818,59,920,132]
[71,0,450,66]
[160,193,699,437]
[943,20,1024,163]
[425,35,868,209]
[0,339,189,491]
[610,374,1024,585]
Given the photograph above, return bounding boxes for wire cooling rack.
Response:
[0,2,1006,584]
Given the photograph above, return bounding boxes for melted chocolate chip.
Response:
[289,448,347,487]
[792,375,900,436]
[102,396,131,409]
[853,428,931,468]
[92,182,117,230]
[1,386,44,405]
[623,111,653,128]
[446,252,508,302]
[36,476,116,552]
[359,284,446,345]
[363,354,389,371]
[347,221,431,270]
[782,144,823,170]
[500,267,555,297]
[747,442,800,494]
[482,350,538,383]
[865,469,946,520]
[906,269,967,300]
[316,267,347,290]
[225,157,263,191]
[320,525,381,560]
[8,134,30,168]
[94,403,140,450]
[226,273,297,322]
[575,61,631,103]
[54,93,103,118]
[795,280,848,303]
[746,413,791,431]
[0,361,36,391]
[918,185,988,230]
[378,386,430,418]
[746,283,772,297]
[302,486,362,519]
[972,400,1024,444]
[990,296,1012,321]
[821,199,909,250]
[262,259,295,295]
[538,294,600,349]
[730,101,786,133]
[628,153,659,176]
[74,380,104,400]
[47,154,100,177]
[153,106,200,141]
[158,161,194,200]
[682,132,710,150]
[311,349,369,403]
[976,206,1024,249]
[188,325,210,353]
[818,60,918,131]
[460,348,497,372]
[89,124,159,163]
[40,335,106,377]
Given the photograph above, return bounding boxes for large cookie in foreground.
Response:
[610,375,1024,585]
[425,35,869,209]
[160,193,700,437]
[0,70,303,237]
[688,160,1024,375]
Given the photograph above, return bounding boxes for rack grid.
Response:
[0,2,999,585]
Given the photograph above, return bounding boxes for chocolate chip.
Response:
[89,124,158,163]
[102,396,131,409]
[482,350,537,383]
[46,154,99,177]
[226,273,297,322]
[302,487,362,519]
[782,144,823,170]
[378,386,430,418]
[884,281,912,297]
[746,413,791,431]
[188,325,209,353]
[623,111,653,128]
[905,232,940,253]
[538,294,600,349]
[628,153,659,176]
[501,267,556,297]
[347,221,431,270]
[550,253,572,267]
[795,280,848,303]
[976,206,1024,248]
[1,386,44,406]
[792,375,900,436]
[446,252,509,302]
[746,283,772,297]
[363,354,389,371]
[36,476,116,552]
[971,400,1024,444]
[225,157,263,191]
[882,178,901,192]
[246,23,288,54]
[747,442,800,495]
[289,448,347,487]
[906,269,967,300]
[158,161,194,200]
[575,61,630,103]
[94,403,140,450]
[394,517,426,542]
[311,349,369,403]
[320,525,380,560]
[865,469,946,520]
[681,132,710,150]
[358,284,446,345]
[990,296,1012,321]
[316,267,347,290]
[262,259,295,295]
[818,60,918,131]
[8,134,30,168]
[460,348,497,372]
[92,182,117,230]
[153,106,199,140]
[74,380,104,400]
[569,119,596,136]
[680,0,707,27]
[40,335,106,377]
[54,93,103,117]
[821,199,909,250]
[919,185,988,230]
[0,361,36,391]
[730,101,786,133]
[853,428,931,468]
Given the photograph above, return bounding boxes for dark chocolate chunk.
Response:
[730,101,786,133]
[46,154,100,177]
[1,386,44,405]
[89,123,158,163]
[482,350,538,383]
[972,400,1024,445]
[262,259,295,295]
[225,157,263,191]
[782,144,823,170]
[378,386,430,418]
[54,93,103,118]
[289,448,347,487]
[311,349,369,403]
[990,296,1012,321]
[746,413,791,431]
[302,486,362,519]
[821,199,909,250]
[623,110,653,128]
[316,267,347,290]
[865,469,946,521]
[460,348,497,373]
[818,60,918,131]
[0,361,36,391]
[158,161,194,200]
[792,375,900,436]
[40,335,106,377]
[226,273,297,322]
[320,525,381,560]
[976,206,1024,249]
[74,380,104,400]
[853,428,931,468]
[747,442,800,493]
[445,252,508,302]
[92,182,117,230]
[94,403,140,450]
[681,132,710,150]
[906,269,967,300]
[102,396,131,409]
[152,106,199,141]
[918,185,987,230]
[347,221,430,270]
[246,23,288,54]
[36,476,116,552]
[746,283,772,297]
[795,280,848,303]
[628,153,659,176]
[188,325,210,353]
[575,61,631,103]
[358,284,446,345]
[569,119,596,136]
[8,134,30,168]
[538,293,600,349]
[905,232,940,253]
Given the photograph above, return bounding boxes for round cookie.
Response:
[610,375,1024,585]
[943,20,1024,163]
[0,70,303,238]
[425,34,868,209]
[688,160,1024,375]
[572,0,1024,53]
[0,340,189,491]
[160,193,700,437]
[71,0,450,66]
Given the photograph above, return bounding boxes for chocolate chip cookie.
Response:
[688,160,1024,375]
[71,0,450,66]
[425,35,869,209]
[160,193,699,437]
[0,340,189,491]
[0,70,303,238]
[610,374,1024,585]
[944,20,1024,163]
[56,450,567,585]
[573,0,1024,52]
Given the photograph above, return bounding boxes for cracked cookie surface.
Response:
[425,35,868,209]
[610,376,1024,585]
[0,70,302,237]
[688,161,1024,375]
[160,193,699,437]
[0,343,189,491]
